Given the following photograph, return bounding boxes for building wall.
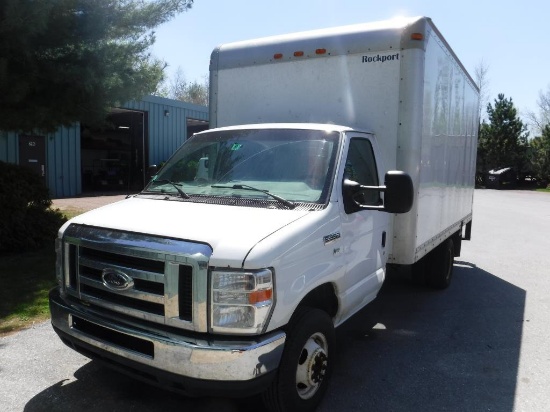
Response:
[0,96,208,198]
[47,125,82,198]
[0,130,18,163]
[0,126,81,198]
[125,95,209,167]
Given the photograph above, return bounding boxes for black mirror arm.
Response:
[342,179,386,211]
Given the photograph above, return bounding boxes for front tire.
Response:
[262,307,335,412]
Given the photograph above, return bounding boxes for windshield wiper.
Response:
[147,179,190,199]
[211,184,296,209]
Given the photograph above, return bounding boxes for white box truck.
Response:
[50,16,479,411]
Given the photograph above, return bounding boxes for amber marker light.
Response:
[315,48,327,55]
[411,33,423,40]
[248,289,273,304]
[274,53,283,59]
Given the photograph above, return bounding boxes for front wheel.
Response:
[262,307,335,412]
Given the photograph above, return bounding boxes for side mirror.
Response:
[342,171,413,214]
[383,171,413,213]
[145,165,158,186]
[147,165,158,181]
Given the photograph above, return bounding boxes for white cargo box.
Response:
[209,16,479,264]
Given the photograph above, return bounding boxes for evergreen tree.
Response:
[476,121,490,173]
[0,0,193,132]
[529,125,550,185]
[476,94,529,173]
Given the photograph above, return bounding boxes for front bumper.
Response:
[49,288,286,396]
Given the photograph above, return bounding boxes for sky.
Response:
[151,0,549,128]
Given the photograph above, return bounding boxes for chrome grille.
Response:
[62,224,212,332]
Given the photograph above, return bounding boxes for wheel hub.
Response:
[310,348,328,383]
[295,333,329,399]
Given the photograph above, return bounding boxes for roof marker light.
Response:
[274,53,283,60]
[315,48,327,55]
[294,51,304,57]
[411,33,423,41]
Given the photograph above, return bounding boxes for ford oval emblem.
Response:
[101,268,134,291]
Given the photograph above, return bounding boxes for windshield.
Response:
[143,128,340,206]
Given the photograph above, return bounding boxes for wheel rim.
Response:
[295,332,329,400]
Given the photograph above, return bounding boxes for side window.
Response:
[344,138,380,206]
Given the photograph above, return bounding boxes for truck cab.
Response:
[50,123,412,410]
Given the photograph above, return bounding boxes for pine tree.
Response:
[476,94,529,173]
[0,0,193,132]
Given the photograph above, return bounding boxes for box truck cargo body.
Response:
[50,16,479,412]
[209,16,479,264]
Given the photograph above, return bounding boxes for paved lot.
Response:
[1,189,549,411]
[52,193,129,212]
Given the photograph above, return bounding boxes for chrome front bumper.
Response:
[49,288,286,385]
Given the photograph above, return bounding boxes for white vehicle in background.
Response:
[50,16,479,411]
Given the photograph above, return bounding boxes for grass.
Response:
[0,247,57,336]
[536,187,550,193]
[0,208,83,337]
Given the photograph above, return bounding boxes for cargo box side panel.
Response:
[392,25,479,264]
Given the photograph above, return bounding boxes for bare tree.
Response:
[474,59,490,123]
[525,84,550,136]
[155,67,209,106]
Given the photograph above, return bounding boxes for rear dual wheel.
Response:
[428,238,455,289]
[412,237,455,289]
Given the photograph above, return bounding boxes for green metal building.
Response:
[0,95,208,198]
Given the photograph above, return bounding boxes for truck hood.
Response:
[62,197,311,267]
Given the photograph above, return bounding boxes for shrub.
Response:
[0,161,66,253]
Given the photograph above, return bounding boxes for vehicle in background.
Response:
[486,167,517,189]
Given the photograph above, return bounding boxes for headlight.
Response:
[211,269,274,334]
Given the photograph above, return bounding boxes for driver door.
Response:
[338,134,389,317]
